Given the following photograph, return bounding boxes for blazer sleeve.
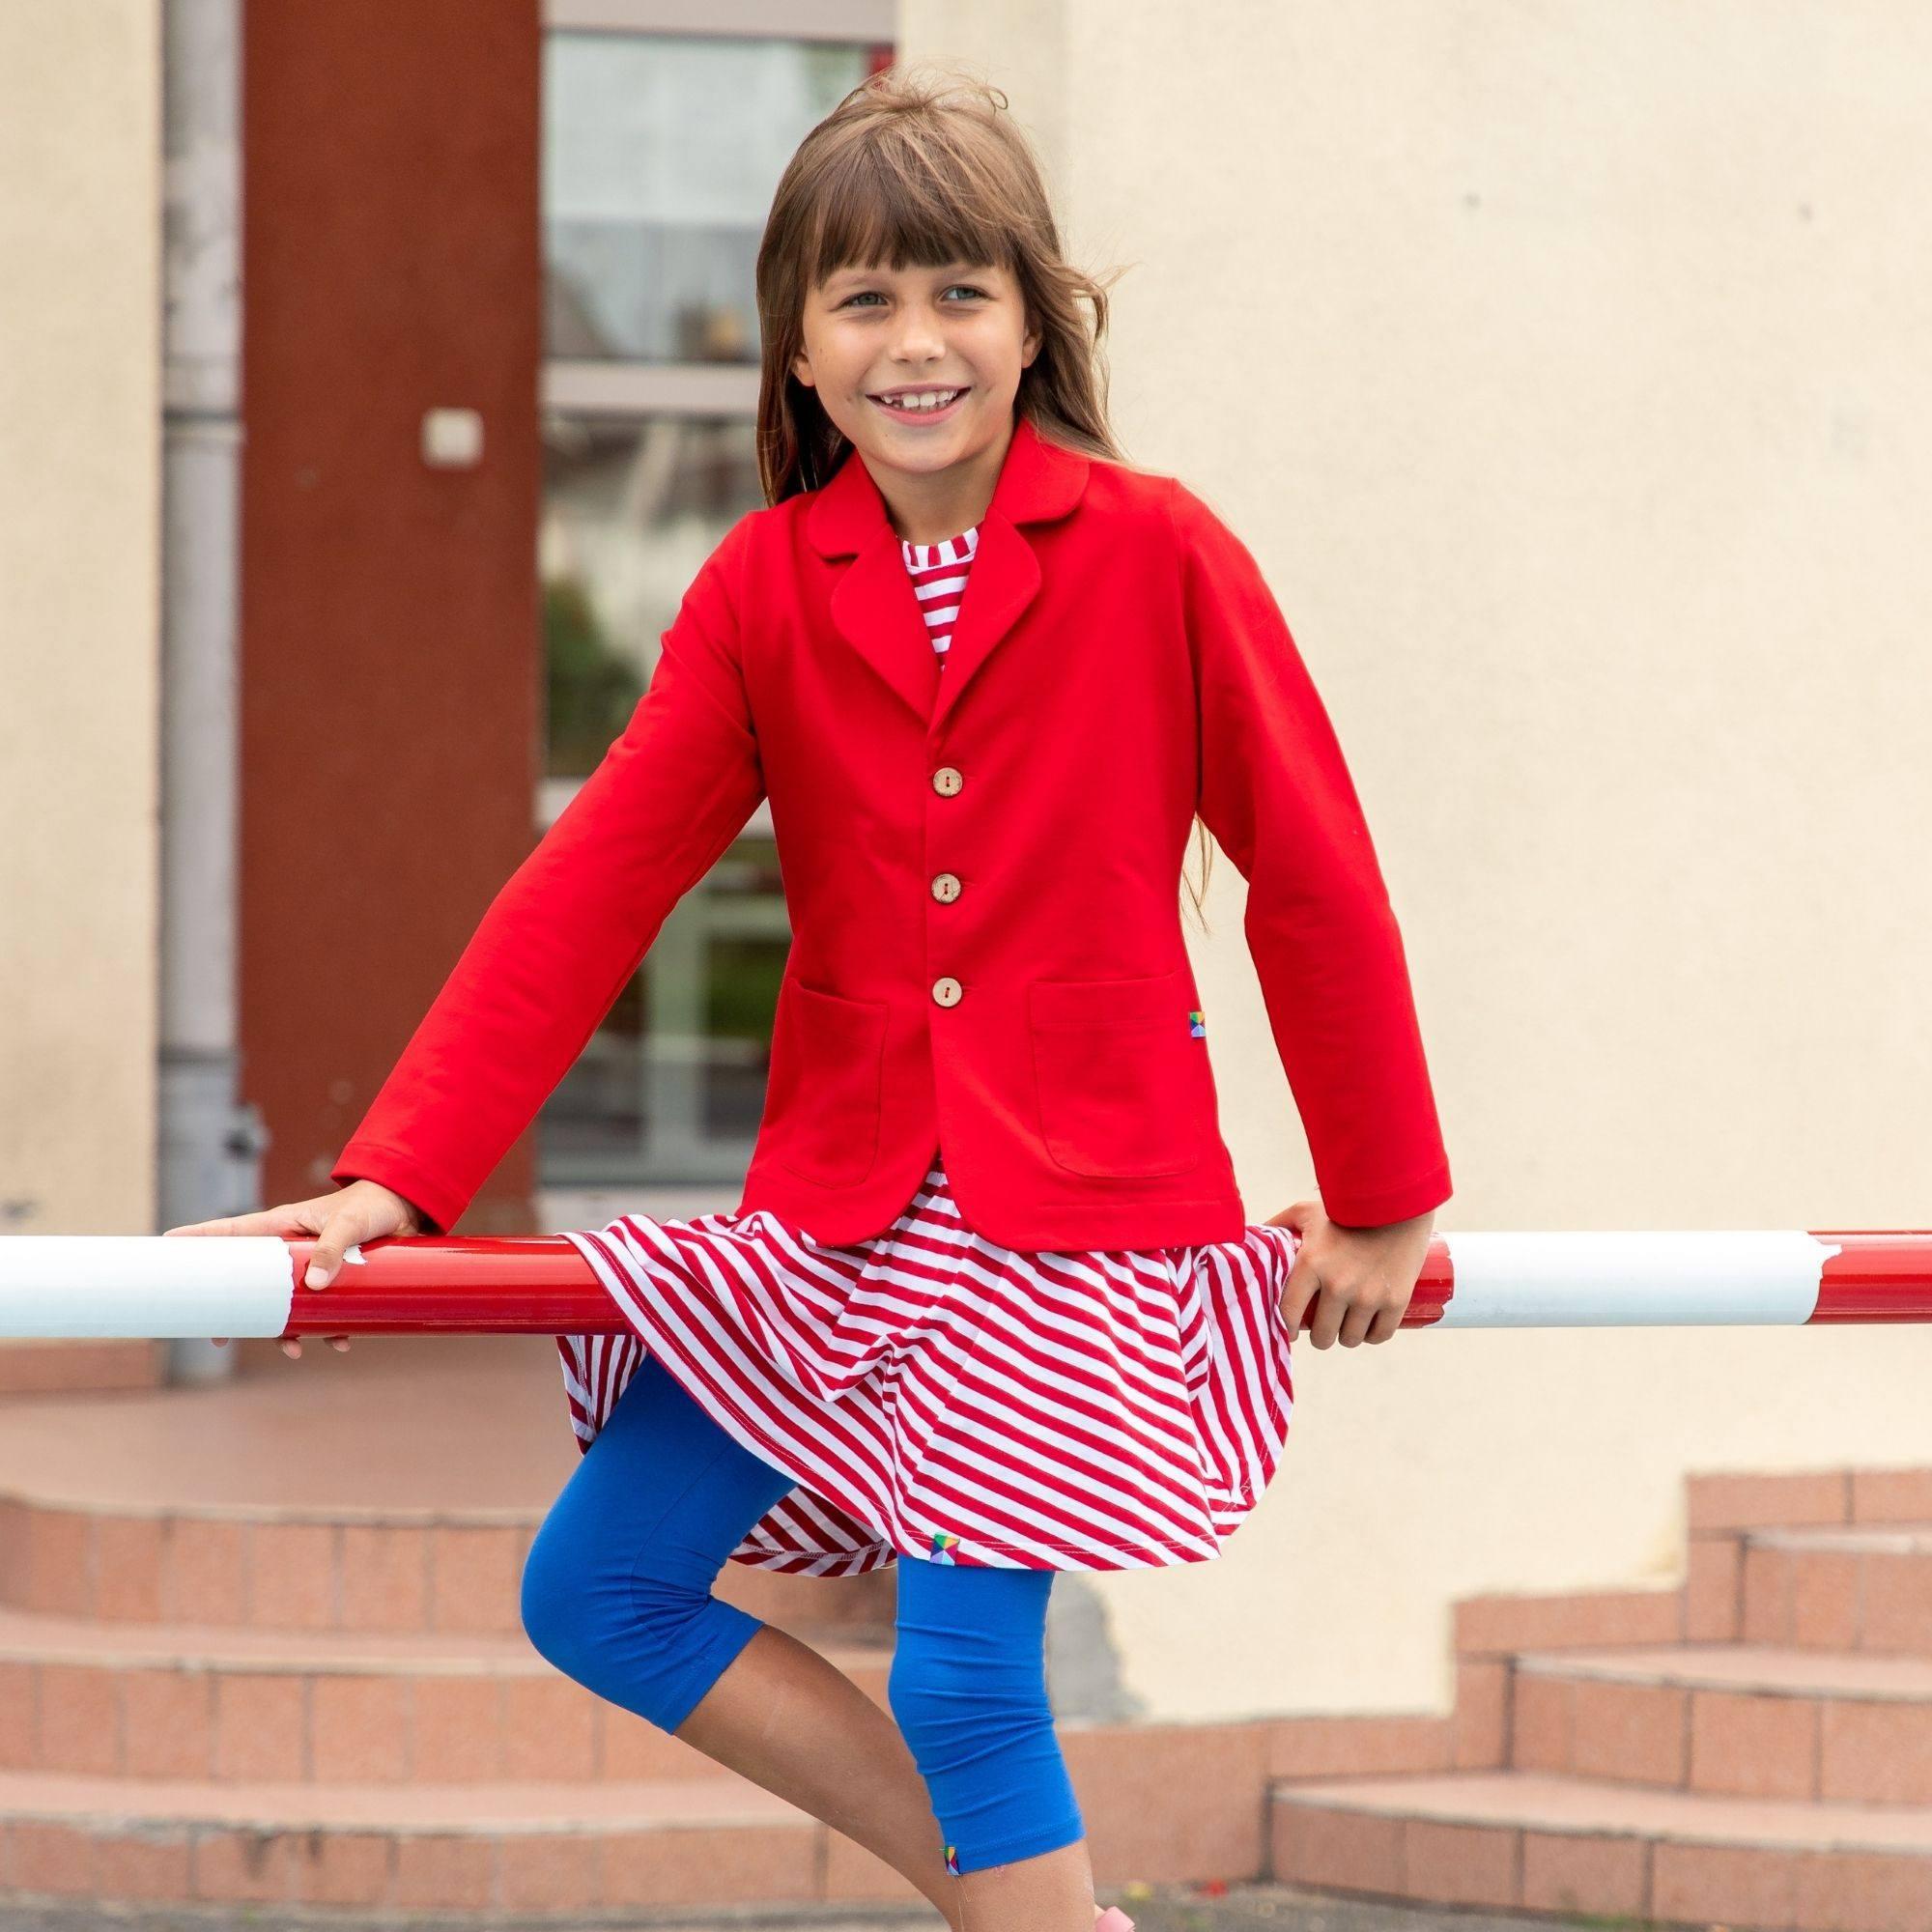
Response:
[329,513,766,1235]
[1169,476,1452,1227]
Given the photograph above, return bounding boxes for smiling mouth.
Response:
[867,385,972,416]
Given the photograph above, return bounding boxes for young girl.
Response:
[175,64,1449,1932]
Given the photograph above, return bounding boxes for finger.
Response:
[169,1203,337,1242]
[162,1210,291,1238]
[303,1212,361,1290]
[1310,1283,1348,1350]
[326,1336,351,1352]
[1373,1286,1416,1343]
[1338,1294,1378,1348]
[210,1337,229,1348]
[1280,1256,1321,1333]
[280,1339,302,1359]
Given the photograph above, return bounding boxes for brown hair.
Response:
[752,60,1215,922]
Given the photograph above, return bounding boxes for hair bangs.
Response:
[805,137,1015,290]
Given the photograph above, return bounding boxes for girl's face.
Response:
[790,256,1040,486]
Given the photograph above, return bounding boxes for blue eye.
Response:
[838,284,989,309]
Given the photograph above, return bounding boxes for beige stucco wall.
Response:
[0,0,160,1253]
[904,1,1932,1720]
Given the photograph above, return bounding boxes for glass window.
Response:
[536,412,775,1187]
[540,413,762,778]
[544,34,878,363]
[538,835,792,1188]
[535,22,890,1194]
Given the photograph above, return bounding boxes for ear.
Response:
[791,349,815,388]
[1020,319,1042,368]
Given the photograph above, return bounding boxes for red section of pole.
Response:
[1809,1231,1932,1322]
[282,1236,1471,1337]
[286,1236,630,1334]
[1402,1245,1455,1327]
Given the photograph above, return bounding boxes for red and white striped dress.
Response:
[552,525,1300,1575]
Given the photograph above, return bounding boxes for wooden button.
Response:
[931,872,961,902]
[931,766,963,796]
[931,977,962,1007]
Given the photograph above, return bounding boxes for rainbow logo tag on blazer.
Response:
[1188,1009,1207,1037]
[929,1529,959,1563]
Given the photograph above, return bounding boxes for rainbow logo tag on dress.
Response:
[945,1843,961,1874]
[1188,1009,1207,1037]
[929,1530,959,1564]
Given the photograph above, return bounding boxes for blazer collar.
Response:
[803,412,1092,731]
[804,410,1089,559]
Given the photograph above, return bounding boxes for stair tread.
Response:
[0,1767,809,1831]
[1749,1520,1932,1553]
[1513,1640,1932,1698]
[0,1338,609,1516]
[1273,1767,1932,1852]
[0,1602,887,1672]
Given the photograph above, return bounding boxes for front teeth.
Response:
[879,388,962,412]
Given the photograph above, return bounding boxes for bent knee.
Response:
[519,1522,605,1668]
[887,1643,1052,1764]
[522,1522,709,1663]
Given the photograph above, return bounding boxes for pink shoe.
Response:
[1094,1911,1135,1932]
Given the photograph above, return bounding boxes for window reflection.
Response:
[541,414,762,777]
[539,845,791,1187]
[538,412,775,1186]
[544,34,876,363]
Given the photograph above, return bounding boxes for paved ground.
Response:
[0,1880,1649,1932]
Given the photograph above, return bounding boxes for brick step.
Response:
[1510,1641,1932,1804]
[0,1718,1278,1914]
[0,1767,830,1913]
[1272,1767,1932,1929]
[0,1603,891,1785]
[0,1493,893,1638]
[1740,1521,1932,1655]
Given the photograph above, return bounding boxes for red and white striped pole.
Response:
[0,1230,1929,1339]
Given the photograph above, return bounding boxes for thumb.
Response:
[303,1212,358,1291]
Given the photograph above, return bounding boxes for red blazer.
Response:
[333,412,1452,1247]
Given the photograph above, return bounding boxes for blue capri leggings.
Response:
[519,1350,1085,1874]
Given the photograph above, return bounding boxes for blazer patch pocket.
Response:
[1027,967,1210,1179]
[768,980,890,1187]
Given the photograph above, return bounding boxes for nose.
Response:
[887,311,945,366]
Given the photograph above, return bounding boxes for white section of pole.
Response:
[1437,1231,1837,1326]
[0,1237,292,1338]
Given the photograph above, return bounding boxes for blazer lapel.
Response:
[827,526,942,722]
[805,412,1092,730]
[927,512,1038,736]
